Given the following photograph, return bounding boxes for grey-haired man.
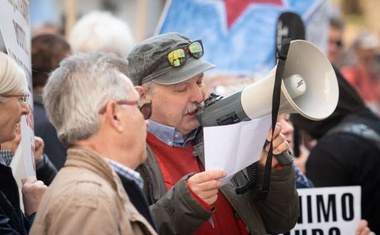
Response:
[30,52,157,235]
[128,32,299,235]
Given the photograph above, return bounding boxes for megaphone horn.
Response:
[197,40,339,127]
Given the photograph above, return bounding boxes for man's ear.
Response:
[103,101,124,132]
[135,85,145,98]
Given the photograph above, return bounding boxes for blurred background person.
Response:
[328,16,346,68]
[0,51,47,234]
[32,23,62,38]
[291,68,380,234]
[69,11,135,58]
[32,34,72,170]
[341,30,380,116]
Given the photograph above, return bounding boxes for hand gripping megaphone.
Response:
[196,40,339,127]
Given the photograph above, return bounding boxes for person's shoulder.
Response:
[319,131,365,148]
[31,171,121,235]
[47,168,118,209]
[313,131,375,161]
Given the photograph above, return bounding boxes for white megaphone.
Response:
[197,40,339,127]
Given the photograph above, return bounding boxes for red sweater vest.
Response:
[147,132,247,235]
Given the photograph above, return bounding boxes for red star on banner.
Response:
[225,0,283,29]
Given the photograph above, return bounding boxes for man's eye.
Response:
[176,88,186,92]
[174,85,187,92]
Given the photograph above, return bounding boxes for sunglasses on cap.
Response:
[166,40,204,67]
[138,40,204,85]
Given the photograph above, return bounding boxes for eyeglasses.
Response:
[0,93,29,103]
[98,99,152,120]
[166,40,204,68]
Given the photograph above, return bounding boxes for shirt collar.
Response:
[0,154,6,166]
[0,149,13,166]
[147,120,198,147]
[105,159,144,189]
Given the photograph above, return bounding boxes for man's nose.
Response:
[190,85,205,103]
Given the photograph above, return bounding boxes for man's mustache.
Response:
[184,102,204,115]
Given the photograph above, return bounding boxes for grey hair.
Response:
[43,52,134,147]
[69,11,135,58]
[0,52,27,98]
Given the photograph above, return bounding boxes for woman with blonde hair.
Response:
[0,51,47,234]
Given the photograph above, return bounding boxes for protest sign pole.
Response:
[65,0,76,40]
[136,0,147,42]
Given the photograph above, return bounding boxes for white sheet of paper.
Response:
[204,115,271,184]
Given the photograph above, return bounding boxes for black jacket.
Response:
[0,164,34,235]
[34,101,67,170]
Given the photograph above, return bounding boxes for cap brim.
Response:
[152,58,215,85]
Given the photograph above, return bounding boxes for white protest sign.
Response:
[282,186,361,235]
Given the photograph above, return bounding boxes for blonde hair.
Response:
[0,52,27,96]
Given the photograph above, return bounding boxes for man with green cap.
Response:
[127,32,299,235]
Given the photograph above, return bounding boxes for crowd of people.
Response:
[1,9,379,235]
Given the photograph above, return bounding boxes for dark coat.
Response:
[34,101,67,170]
[0,164,34,235]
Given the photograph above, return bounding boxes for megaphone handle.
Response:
[235,38,291,197]
[274,151,294,165]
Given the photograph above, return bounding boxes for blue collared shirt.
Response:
[105,159,144,189]
[148,120,198,147]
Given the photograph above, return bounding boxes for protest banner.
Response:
[283,186,361,235]
[157,0,331,77]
